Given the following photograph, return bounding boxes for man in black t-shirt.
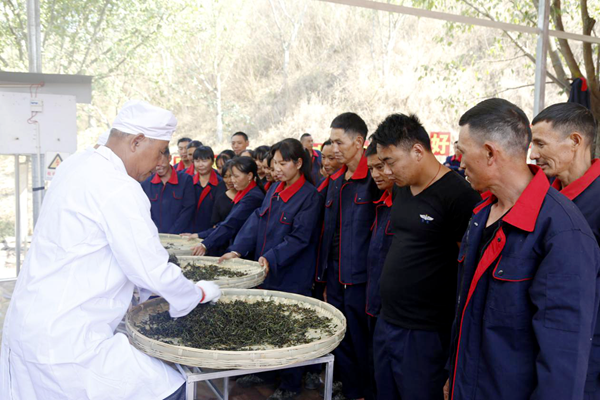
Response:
[371,114,480,400]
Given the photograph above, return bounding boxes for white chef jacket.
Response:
[0,146,203,400]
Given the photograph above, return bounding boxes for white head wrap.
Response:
[111,100,177,140]
[96,129,110,146]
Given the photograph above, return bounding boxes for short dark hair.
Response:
[271,138,315,186]
[532,102,597,145]
[265,152,274,167]
[330,112,368,139]
[187,140,203,150]
[300,133,312,141]
[177,137,192,145]
[321,140,332,151]
[254,145,271,161]
[459,98,531,155]
[241,149,255,158]
[221,159,234,176]
[365,140,378,157]
[371,114,431,151]
[230,156,265,193]
[193,146,214,161]
[232,131,249,141]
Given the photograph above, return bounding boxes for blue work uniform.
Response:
[448,166,600,400]
[230,175,322,295]
[199,181,264,256]
[444,154,464,177]
[366,190,393,318]
[316,155,380,400]
[551,159,600,399]
[141,167,195,234]
[311,149,322,185]
[173,160,186,172]
[192,169,224,233]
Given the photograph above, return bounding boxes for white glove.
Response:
[196,280,221,304]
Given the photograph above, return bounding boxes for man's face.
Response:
[178,141,190,162]
[367,153,393,191]
[187,147,197,161]
[321,144,341,176]
[457,125,491,192]
[301,136,314,152]
[377,143,416,187]
[134,138,170,182]
[530,121,575,178]
[194,158,213,176]
[155,152,172,177]
[232,135,249,155]
[330,128,362,165]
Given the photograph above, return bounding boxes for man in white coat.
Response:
[0,100,220,400]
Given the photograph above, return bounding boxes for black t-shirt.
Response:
[210,191,234,227]
[380,170,481,331]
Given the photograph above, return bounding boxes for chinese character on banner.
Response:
[430,132,451,156]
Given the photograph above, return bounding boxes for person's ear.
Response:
[296,158,303,170]
[412,143,425,162]
[568,132,584,150]
[130,134,146,152]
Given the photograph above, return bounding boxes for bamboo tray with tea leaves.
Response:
[176,256,266,289]
[126,289,346,369]
[159,233,202,256]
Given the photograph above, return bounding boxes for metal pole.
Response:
[533,0,550,116]
[15,155,21,276]
[26,0,44,225]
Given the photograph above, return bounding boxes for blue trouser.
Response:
[373,318,448,400]
[327,260,371,399]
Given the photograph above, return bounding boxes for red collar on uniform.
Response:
[193,169,219,186]
[473,165,549,232]
[317,176,330,192]
[451,154,462,162]
[265,181,272,191]
[312,149,319,161]
[274,175,306,203]
[233,180,257,204]
[150,166,178,185]
[185,163,195,176]
[175,161,186,171]
[551,159,600,201]
[330,154,369,181]
[375,190,393,207]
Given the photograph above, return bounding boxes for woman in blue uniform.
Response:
[191,146,225,233]
[190,157,264,256]
[220,139,323,399]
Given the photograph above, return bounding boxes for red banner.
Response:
[430,132,452,156]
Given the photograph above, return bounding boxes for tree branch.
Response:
[77,0,111,74]
[551,0,583,78]
[581,0,598,94]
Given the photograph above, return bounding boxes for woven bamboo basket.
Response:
[159,233,202,256]
[176,256,266,289]
[126,288,346,369]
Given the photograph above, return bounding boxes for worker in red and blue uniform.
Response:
[173,137,192,172]
[446,99,600,400]
[444,140,464,177]
[221,139,323,400]
[184,140,203,176]
[316,113,380,400]
[301,133,323,184]
[531,102,600,400]
[141,147,195,234]
[364,142,394,323]
[190,146,225,233]
[189,156,264,257]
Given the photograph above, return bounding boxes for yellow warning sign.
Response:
[47,154,63,170]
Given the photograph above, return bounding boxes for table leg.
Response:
[223,377,230,400]
[324,357,334,400]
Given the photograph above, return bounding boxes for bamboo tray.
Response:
[126,289,346,369]
[159,233,202,256]
[177,256,266,289]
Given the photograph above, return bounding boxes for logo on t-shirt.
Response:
[420,214,434,224]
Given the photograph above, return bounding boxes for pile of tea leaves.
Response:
[168,254,246,281]
[137,299,335,350]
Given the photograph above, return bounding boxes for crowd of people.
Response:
[3,97,599,400]
[136,99,600,400]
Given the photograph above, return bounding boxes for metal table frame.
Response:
[175,353,334,400]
